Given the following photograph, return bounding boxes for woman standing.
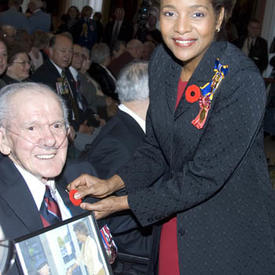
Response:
[69,0,275,274]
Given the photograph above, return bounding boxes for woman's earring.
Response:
[217,27,221,33]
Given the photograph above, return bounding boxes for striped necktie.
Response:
[40,186,62,227]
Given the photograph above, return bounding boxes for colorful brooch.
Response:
[190,59,228,129]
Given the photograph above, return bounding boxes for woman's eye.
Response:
[163,11,175,17]
[193,12,204,18]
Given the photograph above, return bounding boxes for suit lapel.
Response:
[0,157,43,232]
[164,57,182,114]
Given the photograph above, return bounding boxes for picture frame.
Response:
[14,212,113,275]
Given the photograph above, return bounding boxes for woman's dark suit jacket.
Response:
[118,41,275,274]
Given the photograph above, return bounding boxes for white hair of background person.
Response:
[116,61,149,102]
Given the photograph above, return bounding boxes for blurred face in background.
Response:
[7,53,31,81]
[71,44,84,70]
[0,41,7,75]
[68,6,79,19]
[248,21,261,38]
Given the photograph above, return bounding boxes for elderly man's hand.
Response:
[67,174,125,199]
[80,195,129,220]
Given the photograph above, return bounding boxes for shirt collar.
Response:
[118,104,146,133]
[14,163,56,211]
[69,66,78,81]
[50,60,63,76]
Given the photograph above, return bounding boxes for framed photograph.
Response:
[14,212,113,275]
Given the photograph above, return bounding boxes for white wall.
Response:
[262,0,275,77]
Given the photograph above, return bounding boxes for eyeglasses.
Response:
[0,239,15,274]
[12,60,31,66]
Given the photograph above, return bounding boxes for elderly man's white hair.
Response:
[0,82,69,127]
[116,61,149,102]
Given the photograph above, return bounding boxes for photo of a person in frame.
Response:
[67,222,105,275]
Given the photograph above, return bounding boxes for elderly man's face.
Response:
[50,36,73,69]
[1,88,68,179]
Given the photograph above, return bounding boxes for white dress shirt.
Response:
[15,164,72,220]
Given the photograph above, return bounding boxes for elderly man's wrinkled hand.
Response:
[80,195,129,220]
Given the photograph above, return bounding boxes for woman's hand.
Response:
[80,195,129,220]
[67,174,125,199]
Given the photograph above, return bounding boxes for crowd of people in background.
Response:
[0,0,164,159]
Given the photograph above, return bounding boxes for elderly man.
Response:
[31,34,95,148]
[0,82,96,274]
[81,61,153,274]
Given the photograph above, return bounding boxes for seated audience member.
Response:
[28,30,50,71]
[88,43,117,100]
[81,61,153,274]
[31,34,83,130]
[142,40,156,61]
[71,44,112,121]
[81,46,117,120]
[0,82,97,275]
[236,19,268,74]
[2,44,31,85]
[28,0,51,34]
[108,39,143,79]
[0,0,31,34]
[69,43,104,151]
[0,40,8,87]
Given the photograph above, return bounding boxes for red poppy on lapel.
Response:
[185,84,201,103]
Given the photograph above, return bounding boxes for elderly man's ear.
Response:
[0,128,11,155]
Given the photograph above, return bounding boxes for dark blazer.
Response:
[0,156,97,275]
[81,110,153,257]
[237,36,268,73]
[118,41,275,274]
